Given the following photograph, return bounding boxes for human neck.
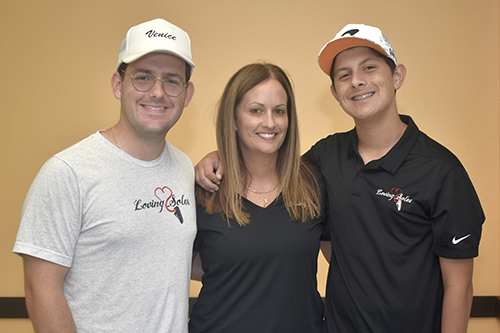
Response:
[241,153,280,207]
[242,153,279,184]
[103,123,166,161]
[355,113,407,164]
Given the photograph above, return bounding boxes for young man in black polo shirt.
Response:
[195,24,484,332]
[308,23,484,332]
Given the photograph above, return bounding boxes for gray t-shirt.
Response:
[14,132,196,333]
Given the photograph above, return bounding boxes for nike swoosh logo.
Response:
[452,234,471,245]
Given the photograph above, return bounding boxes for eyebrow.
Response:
[246,102,287,108]
[131,68,184,79]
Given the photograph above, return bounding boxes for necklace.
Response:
[112,125,121,150]
[246,181,279,194]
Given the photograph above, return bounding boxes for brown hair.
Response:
[197,62,321,226]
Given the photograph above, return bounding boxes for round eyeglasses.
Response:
[121,70,188,97]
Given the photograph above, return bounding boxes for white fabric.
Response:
[14,132,196,333]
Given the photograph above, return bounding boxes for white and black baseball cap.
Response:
[117,18,195,75]
[318,23,396,75]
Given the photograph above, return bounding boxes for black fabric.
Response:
[304,115,484,333]
[189,195,325,333]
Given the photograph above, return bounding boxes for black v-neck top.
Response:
[189,195,326,332]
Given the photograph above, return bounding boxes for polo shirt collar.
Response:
[347,115,420,173]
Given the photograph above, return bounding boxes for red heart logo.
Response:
[390,188,403,202]
[155,186,176,212]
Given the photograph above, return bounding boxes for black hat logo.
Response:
[342,29,359,37]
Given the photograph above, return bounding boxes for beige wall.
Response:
[1,0,498,332]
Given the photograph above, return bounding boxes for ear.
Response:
[330,84,340,102]
[111,72,122,100]
[393,64,407,91]
[183,81,195,108]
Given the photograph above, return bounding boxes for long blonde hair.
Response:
[197,62,321,226]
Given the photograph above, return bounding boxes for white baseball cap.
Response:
[318,24,396,76]
[117,18,195,75]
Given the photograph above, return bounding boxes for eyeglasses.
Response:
[121,70,188,97]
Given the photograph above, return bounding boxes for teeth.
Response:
[144,105,166,110]
[353,93,374,101]
[259,133,276,138]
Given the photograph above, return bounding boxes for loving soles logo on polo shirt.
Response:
[376,188,413,211]
[133,186,190,223]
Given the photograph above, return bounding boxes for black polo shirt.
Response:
[304,115,484,333]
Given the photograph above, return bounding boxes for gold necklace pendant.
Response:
[246,181,279,194]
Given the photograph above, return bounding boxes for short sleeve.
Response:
[302,145,320,168]
[13,156,82,267]
[431,166,484,259]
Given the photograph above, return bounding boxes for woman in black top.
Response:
[190,63,327,333]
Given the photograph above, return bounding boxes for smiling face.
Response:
[111,52,194,141]
[235,77,289,160]
[330,47,405,123]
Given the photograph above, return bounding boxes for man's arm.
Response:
[439,257,474,333]
[23,255,76,333]
[195,151,223,192]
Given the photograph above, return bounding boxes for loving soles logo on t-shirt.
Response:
[133,186,190,223]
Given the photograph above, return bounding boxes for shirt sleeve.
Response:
[302,145,319,168]
[13,156,82,267]
[431,166,484,259]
